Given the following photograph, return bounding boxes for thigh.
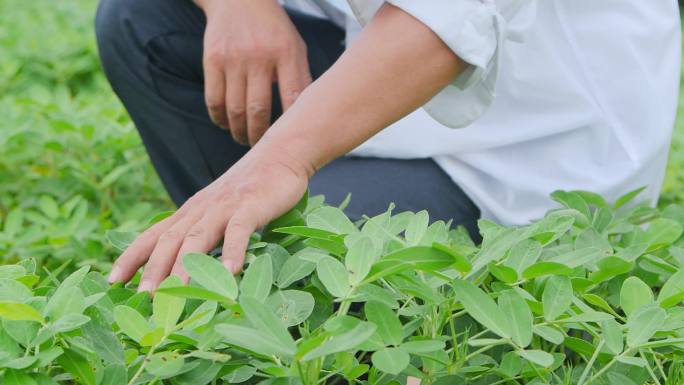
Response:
[96,0,344,205]
[309,157,481,240]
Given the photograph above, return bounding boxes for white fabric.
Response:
[291,0,682,225]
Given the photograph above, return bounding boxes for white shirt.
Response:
[289,0,682,225]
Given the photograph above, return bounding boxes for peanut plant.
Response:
[2,188,684,384]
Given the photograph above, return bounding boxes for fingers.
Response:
[108,216,177,284]
[221,207,258,274]
[246,68,273,146]
[138,213,201,292]
[225,67,248,145]
[204,62,228,129]
[277,50,312,111]
[170,207,233,282]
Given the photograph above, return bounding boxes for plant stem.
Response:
[649,348,668,380]
[464,340,509,361]
[639,349,662,385]
[584,348,633,385]
[127,335,170,385]
[577,340,604,385]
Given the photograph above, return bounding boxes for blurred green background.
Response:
[0,0,682,272]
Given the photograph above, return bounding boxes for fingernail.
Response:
[108,266,122,283]
[223,260,237,275]
[138,280,153,293]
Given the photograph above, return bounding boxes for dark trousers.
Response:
[94,0,481,238]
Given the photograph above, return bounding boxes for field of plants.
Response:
[2,0,684,384]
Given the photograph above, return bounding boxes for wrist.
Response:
[251,138,317,181]
[255,89,338,177]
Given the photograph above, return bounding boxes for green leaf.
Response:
[405,211,429,245]
[583,294,620,317]
[145,351,184,378]
[626,304,666,347]
[345,235,376,285]
[82,318,125,366]
[472,228,525,272]
[516,349,554,368]
[504,239,542,275]
[240,254,273,302]
[240,296,296,354]
[174,359,223,385]
[533,325,564,345]
[0,265,26,280]
[266,290,315,327]
[187,351,231,362]
[371,347,410,375]
[275,253,316,288]
[300,320,377,360]
[452,279,510,339]
[497,290,532,347]
[658,268,684,307]
[365,301,403,346]
[306,206,357,235]
[614,186,646,209]
[549,247,603,268]
[183,253,238,300]
[114,305,152,343]
[643,218,683,251]
[3,369,38,385]
[498,351,523,377]
[589,257,633,284]
[488,264,518,284]
[45,286,85,321]
[620,276,654,316]
[180,300,217,330]
[221,366,257,383]
[3,209,23,237]
[522,262,572,280]
[401,339,445,353]
[365,246,458,283]
[606,372,640,385]
[155,285,231,302]
[105,231,139,252]
[316,257,351,298]
[272,226,338,240]
[51,314,90,333]
[527,214,575,245]
[601,319,624,354]
[153,276,186,333]
[355,284,399,309]
[100,364,127,385]
[551,190,591,220]
[56,348,96,385]
[431,243,472,273]
[616,355,648,367]
[0,301,44,323]
[216,324,295,357]
[39,195,60,219]
[542,276,573,321]
[557,311,614,324]
[143,329,165,347]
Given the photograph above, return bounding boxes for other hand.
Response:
[200,0,312,146]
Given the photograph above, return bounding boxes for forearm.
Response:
[256,3,467,176]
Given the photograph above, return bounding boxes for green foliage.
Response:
[2,190,684,384]
[2,1,684,383]
[0,0,171,272]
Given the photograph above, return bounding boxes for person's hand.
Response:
[107,146,312,292]
[199,0,312,146]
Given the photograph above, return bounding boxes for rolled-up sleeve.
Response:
[347,0,537,128]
